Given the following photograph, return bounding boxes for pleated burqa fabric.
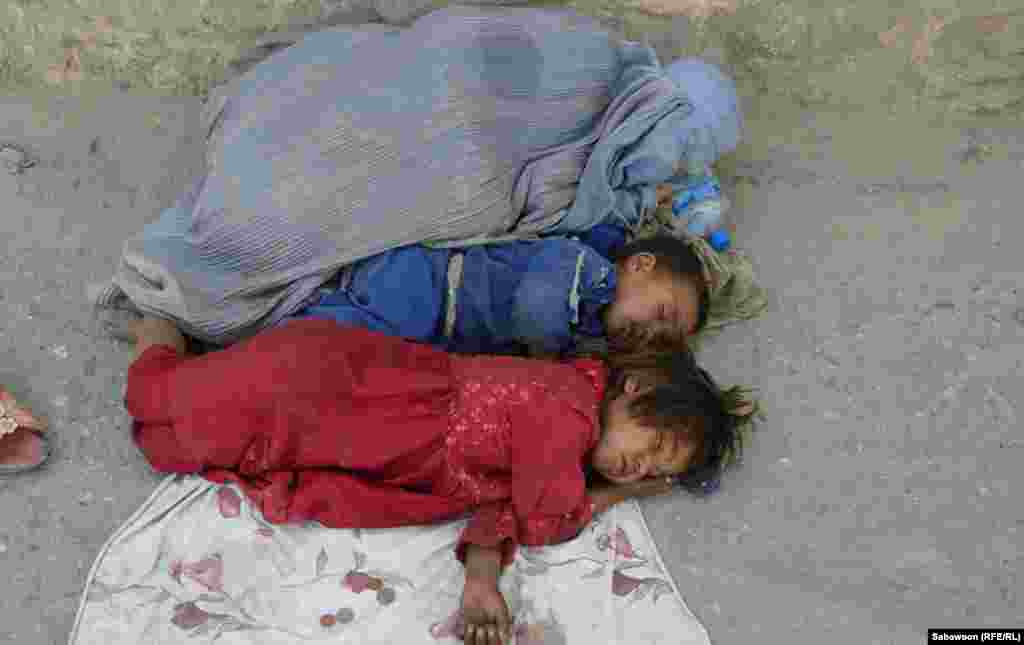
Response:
[91,6,743,345]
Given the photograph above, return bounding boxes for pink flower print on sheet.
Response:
[339,549,414,605]
[217,486,242,518]
[595,525,675,605]
[430,609,466,640]
[596,527,637,559]
[516,524,638,580]
[170,601,256,636]
[169,554,225,593]
[611,569,673,604]
[343,570,378,593]
[171,602,211,630]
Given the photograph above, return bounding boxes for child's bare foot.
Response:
[656,183,674,207]
[131,317,187,358]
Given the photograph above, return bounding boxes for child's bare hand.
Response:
[460,578,512,645]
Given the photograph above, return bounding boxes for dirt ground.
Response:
[0,0,1021,642]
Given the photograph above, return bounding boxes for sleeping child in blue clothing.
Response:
[290,232,708,357]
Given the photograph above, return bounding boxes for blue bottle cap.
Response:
[708,229,731,252]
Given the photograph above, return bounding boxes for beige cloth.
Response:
[68,475,713,644]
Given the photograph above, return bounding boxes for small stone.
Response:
[0,541,7,554]
[78,491,94,505]
[335,607,355,624]
[377,587,396,605]
[1014,308,1024,327]
[0,144,35,175]
[51,345,69,359]
[778,457,792,467]
[320,613,336,628]
[343,571,371,592]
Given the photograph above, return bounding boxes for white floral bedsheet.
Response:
[68,475,710,645]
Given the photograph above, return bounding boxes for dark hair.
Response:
[605,349,751,497]
[612,235,710,333]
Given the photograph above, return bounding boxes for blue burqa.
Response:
[90,6,742,345]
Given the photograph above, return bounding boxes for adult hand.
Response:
[461,578,512,645]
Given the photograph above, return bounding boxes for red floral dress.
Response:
[126,319,605,565]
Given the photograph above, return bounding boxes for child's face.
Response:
[603,253,702,349]
[591,377,699,484]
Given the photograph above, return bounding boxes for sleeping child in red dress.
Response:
[124,316,752,645]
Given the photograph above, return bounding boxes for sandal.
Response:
[0,387,51,475]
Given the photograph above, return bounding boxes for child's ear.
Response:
[622,374,641,395]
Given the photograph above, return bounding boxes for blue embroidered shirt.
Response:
[292,238,618,356]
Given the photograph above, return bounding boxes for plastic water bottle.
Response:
[671,175,731,252]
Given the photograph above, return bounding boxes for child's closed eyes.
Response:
[651,432,686,477]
